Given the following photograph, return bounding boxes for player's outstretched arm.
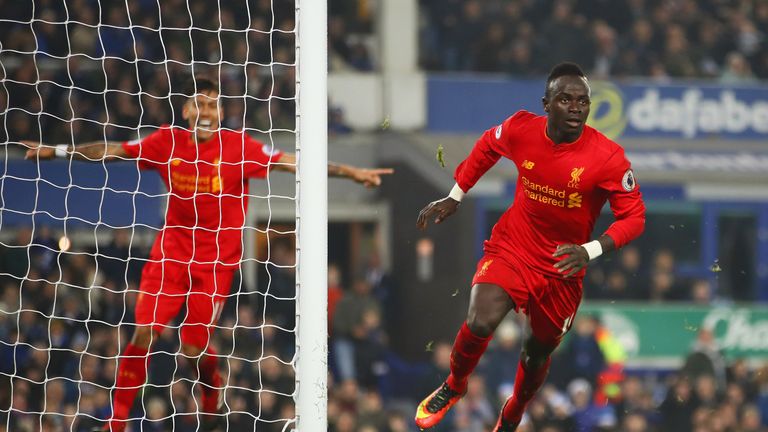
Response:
[23,140,129,162]
[272,152,394,188]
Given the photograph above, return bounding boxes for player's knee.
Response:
[181,342,204,358]
[522,337,556,369]
[466,315,496,338]
[131,327,157,349]
[180,326,211,353]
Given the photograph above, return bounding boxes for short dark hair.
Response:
[183,75,219,97]
[545,62,586,97]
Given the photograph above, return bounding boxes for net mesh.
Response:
[0,1,298,430]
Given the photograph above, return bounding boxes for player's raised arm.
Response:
[417,114,524,230]
[270,152,394,188]
[23,140,129,162]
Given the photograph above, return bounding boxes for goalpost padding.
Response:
[295,0,328,430]
[0,1,326,430]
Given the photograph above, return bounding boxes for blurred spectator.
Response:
[613,376,655,424]
[0,1,376,148]
[328,263,345,333]
[331,278,381,383]
[452,375,495,431]
[622,411,650,432]
[721,51,760,84]
[553,314,606,388]
[742,404,763,432]
[682,328,727,389]
[568,378,617,432]
[419,0,768,80]
[646,248,688,301]
[659,376,696,431]
[692,374,719,410]
[97,228,141,288]
[690,278,713,305]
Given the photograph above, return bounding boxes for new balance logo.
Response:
[568,192,582,208]
[522,160,535,170]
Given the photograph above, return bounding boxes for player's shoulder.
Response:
[586,125,626,160]
[496,110,544,139]
[506,110,542,125]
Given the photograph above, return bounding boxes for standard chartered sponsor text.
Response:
[522,176,565,207]
[628,89,768,138]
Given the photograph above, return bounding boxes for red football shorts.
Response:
[472,253,582,347]
[135,260,235,348]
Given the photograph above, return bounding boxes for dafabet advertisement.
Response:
[428,77,768,140]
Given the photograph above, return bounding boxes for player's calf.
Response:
[493,400,519,432]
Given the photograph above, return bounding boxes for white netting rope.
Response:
[0,2,298,431]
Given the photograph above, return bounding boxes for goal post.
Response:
[0,0,329,430]
[295,0,328,430]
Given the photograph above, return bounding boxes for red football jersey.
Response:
[123,126,282,269]
[455,110,645,279]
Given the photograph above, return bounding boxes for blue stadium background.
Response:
[1,0,768,431]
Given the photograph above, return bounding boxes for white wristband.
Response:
[581,240,603,260]
[55,144,69,158]
[448,183,465,202]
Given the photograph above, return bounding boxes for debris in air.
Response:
[683,319,698,333]
[381,116,391,130]
[425,341,434,352]
[710,260,722,273]
[437,145,445,168]
[451,288,460,297]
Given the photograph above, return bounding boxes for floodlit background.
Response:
[1,0,768,431]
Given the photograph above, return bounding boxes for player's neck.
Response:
[546,124,581,145]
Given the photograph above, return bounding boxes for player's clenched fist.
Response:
[416,197,460,229]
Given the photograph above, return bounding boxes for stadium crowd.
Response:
[419,0,768,81]
[0,227,767,432]
[0,0,363,148]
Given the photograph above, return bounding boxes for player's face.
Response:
[543,76,591,143]
[182,90,222,143]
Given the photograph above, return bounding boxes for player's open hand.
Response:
[553,244,589,278]
[22,141,56,160]
[350,167,394,188]
[416,197,460,229]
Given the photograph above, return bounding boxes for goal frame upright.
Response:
[295,0,328,430]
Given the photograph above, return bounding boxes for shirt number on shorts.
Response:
[212,300,224,323]
[561,314,575,335]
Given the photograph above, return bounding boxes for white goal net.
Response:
[0,1,326,431]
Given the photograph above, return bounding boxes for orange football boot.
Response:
[414,382,464,430]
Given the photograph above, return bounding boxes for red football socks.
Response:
[501,356,552,424]
[198,347,223,414]
[446,322,492,393]
[110,343,150,432]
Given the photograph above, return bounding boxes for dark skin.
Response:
[416,74,617,372]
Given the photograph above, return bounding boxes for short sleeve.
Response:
[243,134,283,178]
[122,128,171,170]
